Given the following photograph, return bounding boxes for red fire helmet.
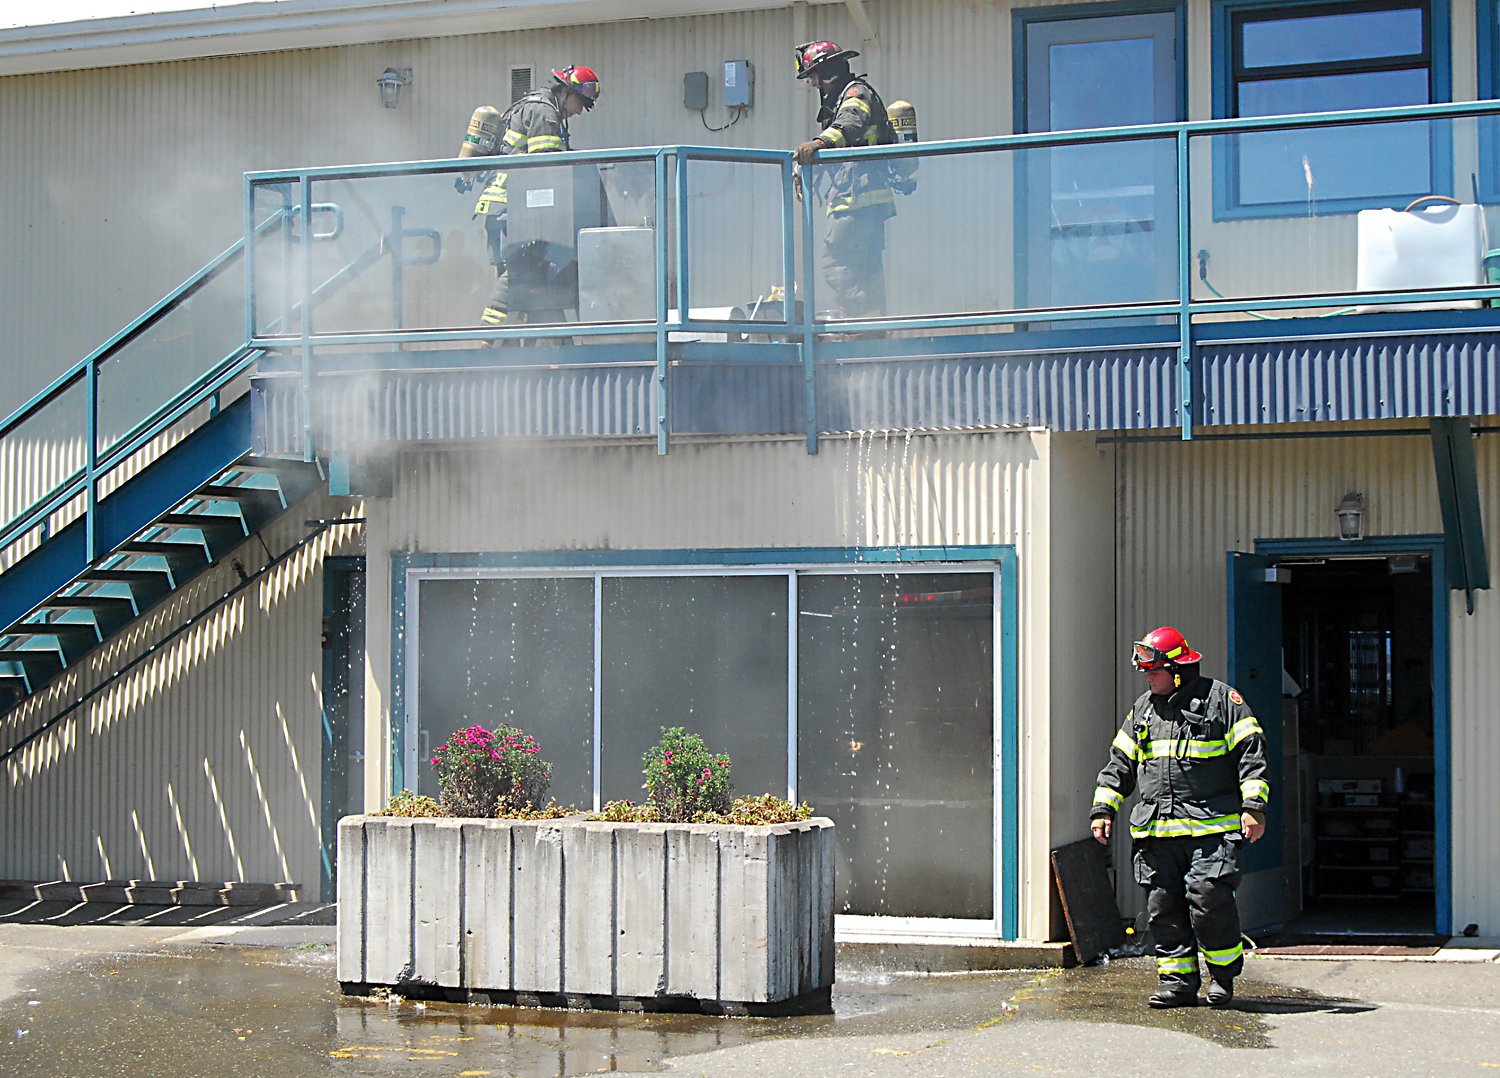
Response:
[553,65,601,107]
[1131,626,1203,671]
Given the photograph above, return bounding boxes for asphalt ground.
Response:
[0,901,1496,1078]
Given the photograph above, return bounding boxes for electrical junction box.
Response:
[684,71,709,111]
[724,60,754,107]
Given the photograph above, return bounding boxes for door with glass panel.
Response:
[1018,9,1183,312]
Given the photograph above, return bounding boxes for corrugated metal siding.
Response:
[1200,334,1500,426]
[1110,421,1500,931]
[820,349,1182,432]
[0,494,362,887]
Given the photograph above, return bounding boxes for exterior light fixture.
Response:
[377,67,412,109]
[1336,491,1366,541]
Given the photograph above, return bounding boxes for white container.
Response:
[337,815,835,1012]
[1356,202,1482,312]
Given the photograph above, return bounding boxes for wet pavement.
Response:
[0,916,1497,1077]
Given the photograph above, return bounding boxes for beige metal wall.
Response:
[0,495,362,888]
[363,429,1065,939]
[1110,420,1500,933]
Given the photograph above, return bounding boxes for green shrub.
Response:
[708,794,814,825]
[378,791,447,817]
[642,727,732,823]
[431,724,552,818]
[591,800,661,822]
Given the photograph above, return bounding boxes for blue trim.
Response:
[1211,0,1453,219]
[1480,0,1500,201]
[997,547,1020,940]
[388,545,1021,931]
[1255,534,1451,935]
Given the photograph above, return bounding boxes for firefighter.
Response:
[792,41,897,320]
[1090,626,1270,1009]
[471,65,602,329]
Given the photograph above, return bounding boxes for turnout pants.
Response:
[1133,831,1245,988]
[821,207,888,318]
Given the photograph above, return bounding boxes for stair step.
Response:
[156,513,246,529]
[80,568,175,611]
[2,624,99,663]
[196,484,286,506]
[39,595,137,638]
[118,541,208,558]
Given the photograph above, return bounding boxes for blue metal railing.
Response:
[245,98,1500,453]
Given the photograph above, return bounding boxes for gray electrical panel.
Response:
[684,71,709,110]
[724,60,753,108]
[503,164,602,312]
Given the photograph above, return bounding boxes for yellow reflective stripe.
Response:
[840,96,871,115]
[502,129,526,148]
[1111,728,1141,761]
[829,188,896,213]
[1201,941,1244,965]
[474,173,509,214]
[1227,716,1264,748]
[1156,955,1197,974]
[1129,814,1242,839]
[1165,645,1184,658]
[1240,778,1270,802]
[527,135,564,152]
[1141,738,1228,760]
[480,308,508,325]
[1093,786,1124,811]
[818,127,847,147]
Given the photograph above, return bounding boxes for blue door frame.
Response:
[1254,534,1451,935]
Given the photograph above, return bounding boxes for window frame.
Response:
[390,547,1021,940]
[1211,0,1452,220]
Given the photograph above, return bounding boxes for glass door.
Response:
[1019,9,1183,313]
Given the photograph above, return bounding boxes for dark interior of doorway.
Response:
[1280,556,1436,938]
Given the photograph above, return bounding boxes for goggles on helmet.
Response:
[1132,641,1173,671]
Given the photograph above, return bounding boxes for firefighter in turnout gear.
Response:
[469,65,601,329]
[1091,626,1270,1009]
[792,41,898,319]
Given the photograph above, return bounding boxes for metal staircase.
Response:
[0,233,323,721]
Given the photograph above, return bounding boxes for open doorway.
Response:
[1281,555,1436,936]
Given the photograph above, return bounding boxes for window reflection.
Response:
[797,573,995,920]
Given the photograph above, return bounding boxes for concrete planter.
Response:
[337,815,835,1014]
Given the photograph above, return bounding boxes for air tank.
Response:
[459,105,503,157]
[888,100,918,143]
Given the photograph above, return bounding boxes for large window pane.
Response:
[600,576,788,805]
[797,573,994,920]
[416,578,594,807]
[1240,7,1424,67]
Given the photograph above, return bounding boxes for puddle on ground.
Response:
[1005,957,1377,1050]
[0,944,1036,1077]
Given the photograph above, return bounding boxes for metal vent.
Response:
[510,66,533,104]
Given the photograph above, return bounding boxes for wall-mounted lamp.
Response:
[378,67,412,109]
[1336,491,1366,541]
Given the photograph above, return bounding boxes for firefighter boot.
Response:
[1207,974,1234,1007]
[1148,980,1200,1009]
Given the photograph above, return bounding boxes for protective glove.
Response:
[794,142,822,166]
[454,175,475,194]
[792,167,804,202]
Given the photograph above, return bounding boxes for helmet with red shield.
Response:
[1131,626,1203,672]
[552,65,601,108]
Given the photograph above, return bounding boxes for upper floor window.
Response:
[1215,0,1450,216]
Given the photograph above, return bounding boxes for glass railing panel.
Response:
[304,159,658,336]
[0,374,87,540]
[1189,113,1500,314]
[96,253,247,458]
[806,135,1179,323]
[684,158,786,323]
[250,181,301,338]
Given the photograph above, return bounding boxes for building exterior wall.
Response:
[1110,420,1500,933]
[363,430,1058,938]
[0,493,361,889]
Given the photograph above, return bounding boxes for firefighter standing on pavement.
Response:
[792,41,898,319]
[1091,627,1269,1009]
[468,65,601,329]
